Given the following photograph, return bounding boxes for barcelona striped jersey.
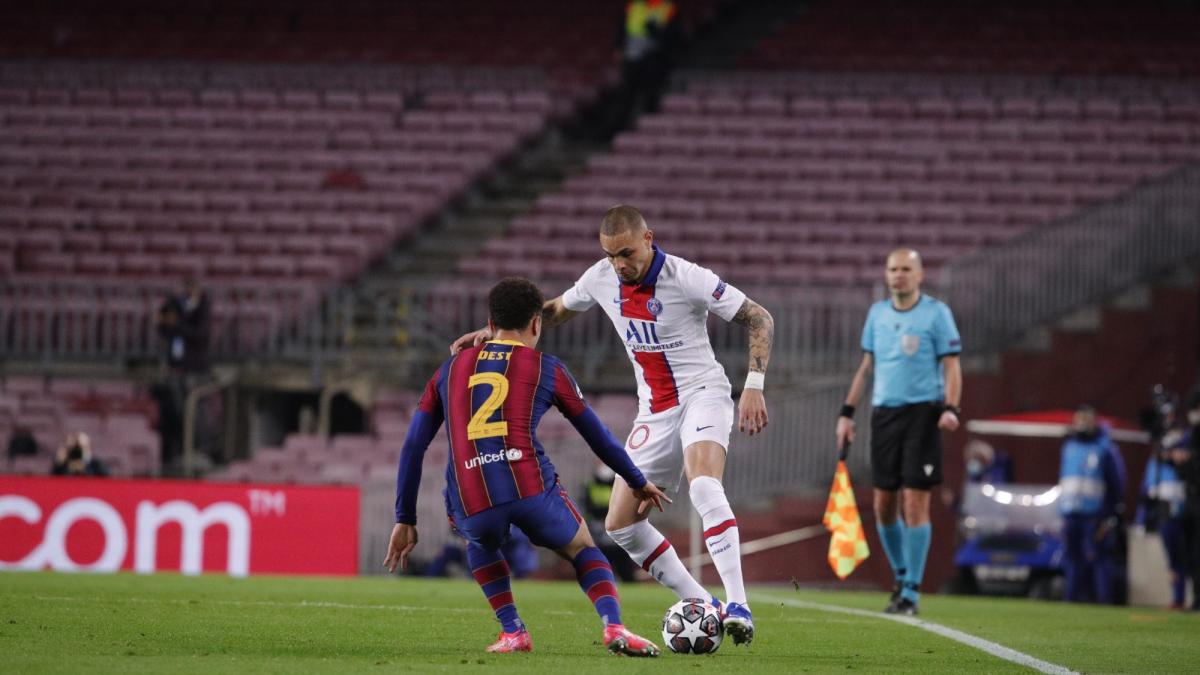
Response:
[395,340,646,523]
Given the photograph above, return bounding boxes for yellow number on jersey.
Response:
[467,372,509,440]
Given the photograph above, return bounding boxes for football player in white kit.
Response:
[452,205,774,645]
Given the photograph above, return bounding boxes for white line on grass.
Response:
[33,594,588,617]
[755,594,1079,675]
[33,594,482,614]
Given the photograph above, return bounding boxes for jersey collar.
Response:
[623,245,666,287]
[485,339,525,347]
[889,291,923,313]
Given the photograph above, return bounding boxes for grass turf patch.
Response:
[2,572,1195,673]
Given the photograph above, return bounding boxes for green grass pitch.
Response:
[2,572,1197,673]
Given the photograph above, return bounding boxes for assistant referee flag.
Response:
[823,457,869,579]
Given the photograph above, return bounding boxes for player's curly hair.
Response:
[488,277,545,331]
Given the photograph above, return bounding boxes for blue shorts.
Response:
[446,483,584,552]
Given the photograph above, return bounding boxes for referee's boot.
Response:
[883,580,903,613]
[885,582,920,617]
[723,602,755,645]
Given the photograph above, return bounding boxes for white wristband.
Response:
[744,371,765,390]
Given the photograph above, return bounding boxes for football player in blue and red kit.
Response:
[385,277,668,656]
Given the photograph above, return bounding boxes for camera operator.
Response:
[1137,389,1190,608]
[1170,389,1200,610]
[51,432,108,477]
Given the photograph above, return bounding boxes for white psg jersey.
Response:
[561,246,747,416]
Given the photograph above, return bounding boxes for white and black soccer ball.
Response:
[661,598,723,654]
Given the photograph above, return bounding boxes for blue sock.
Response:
[876,520,908,585]
[467,544,523,633]
[902,524,932,603]
[572,547,622,626]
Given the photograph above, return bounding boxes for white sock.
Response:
[607,520,708,601]
[690,476,747,606]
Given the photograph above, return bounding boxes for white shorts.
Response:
[623,388,735,494]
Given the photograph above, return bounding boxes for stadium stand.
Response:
[0,375,159,477]
[0,0,724,99]
[208,390,638,486]
[745,1,1200,76]
[0,0,735,358]
[460,80,1200,288]
[0,0,1196,599]
[0,72,558,357]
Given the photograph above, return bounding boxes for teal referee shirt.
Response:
[861,294,961,408]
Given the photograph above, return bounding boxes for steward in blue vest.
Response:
[1058,406,1126,604]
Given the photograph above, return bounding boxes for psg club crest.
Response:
[646,298,664,316]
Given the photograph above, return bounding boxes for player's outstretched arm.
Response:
[836,353,874,451]
[389,370,445,572]
[541,295,581,328]
[732,298,774,435]
[448,295,581,354]
[449,326,491,355]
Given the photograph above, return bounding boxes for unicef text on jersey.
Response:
[464,448,525,470]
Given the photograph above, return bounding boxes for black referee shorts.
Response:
[870,402,944,491]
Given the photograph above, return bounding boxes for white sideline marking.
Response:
[683,524,827,568]
[33,593,586,617]
[756,594,1079,675]
[34,594,482,614]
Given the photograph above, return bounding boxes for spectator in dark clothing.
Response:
[157,277,211,376]
[155,278,212,472]
[7,426,38,460]
[51,432,108,477]
[604,0,682,138]
[1162,387,1200,610]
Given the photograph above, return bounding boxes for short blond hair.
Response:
[600,205,647,236]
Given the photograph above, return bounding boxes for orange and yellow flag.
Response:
[823,459,869,579]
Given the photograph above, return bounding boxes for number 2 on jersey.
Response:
[467,372,509,440]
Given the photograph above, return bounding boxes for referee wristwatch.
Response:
[942,404,961,416]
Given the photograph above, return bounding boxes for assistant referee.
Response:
[835,249,962,616]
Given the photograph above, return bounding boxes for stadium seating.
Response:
[0,1,723,97]
[0,375,159,477]
[208,390,638,484]
[0,83,549,279]
[460,84,1200,288]
[745,1,1200,77]
[0,75,558,355]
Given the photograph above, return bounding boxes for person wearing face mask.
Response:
[965,439,1013,485]
[1058,405,1127,604]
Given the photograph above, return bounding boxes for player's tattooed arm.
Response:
[732,298,774,374]
[542,295,581,328]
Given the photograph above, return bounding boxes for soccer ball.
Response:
[661,598,723,654]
